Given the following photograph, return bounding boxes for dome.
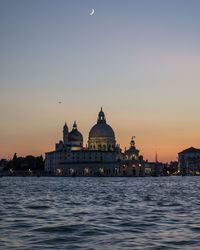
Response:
[88,108,116,151]
[89,108,115,138]
[68,121,83,142]
[69,130,83,142]
[89,123,115,138]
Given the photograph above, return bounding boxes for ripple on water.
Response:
[26,205,51,210]
[32,223,88,234]
[1,176,200,250]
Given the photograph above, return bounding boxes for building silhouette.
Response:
[45,108,145,176]
[178,147,200,175]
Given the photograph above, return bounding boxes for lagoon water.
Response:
[1,177,200,250]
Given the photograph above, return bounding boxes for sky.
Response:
[1,0,200,162]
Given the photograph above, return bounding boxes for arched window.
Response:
[132,155,135,160]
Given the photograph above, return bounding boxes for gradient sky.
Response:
[1,0,200,162]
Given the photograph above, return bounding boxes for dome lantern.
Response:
[97,107,106,123]
[72,121,77,130]
[130,136,135,147]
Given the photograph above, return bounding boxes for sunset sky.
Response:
[1,0,200,162]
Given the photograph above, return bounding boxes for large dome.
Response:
[88,108,116,151]
[89,123,115,138]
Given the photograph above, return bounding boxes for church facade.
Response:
[45,109,145,176]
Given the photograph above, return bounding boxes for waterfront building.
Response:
[0,159,7,173]
[167,161,179,175]
[144,162,166,176]
[178,147,200,175]
[45,108,145,176]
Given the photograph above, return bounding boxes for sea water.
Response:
[1,176,200,250]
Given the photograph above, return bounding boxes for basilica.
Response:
[45,108,145,176]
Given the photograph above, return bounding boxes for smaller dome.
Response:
[69,130,83,142]
[126,137,139,156]
[68,121,83,142]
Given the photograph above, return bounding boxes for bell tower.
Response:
[63,122,68,145]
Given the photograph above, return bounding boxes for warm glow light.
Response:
[99,168,104,173]
[84,168,89,173]
[56,168,62,175]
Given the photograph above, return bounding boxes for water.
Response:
[1,177,200,250]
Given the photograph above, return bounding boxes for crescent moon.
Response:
[90,8,95,16]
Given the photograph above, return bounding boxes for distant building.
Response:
[144,162,166,176]
[178,147,200,175]
[0,159,7,171]
[0,159,7,176]
[45,108,145,176]
[167,161,179,175]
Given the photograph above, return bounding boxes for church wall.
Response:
[88,137,116,151]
